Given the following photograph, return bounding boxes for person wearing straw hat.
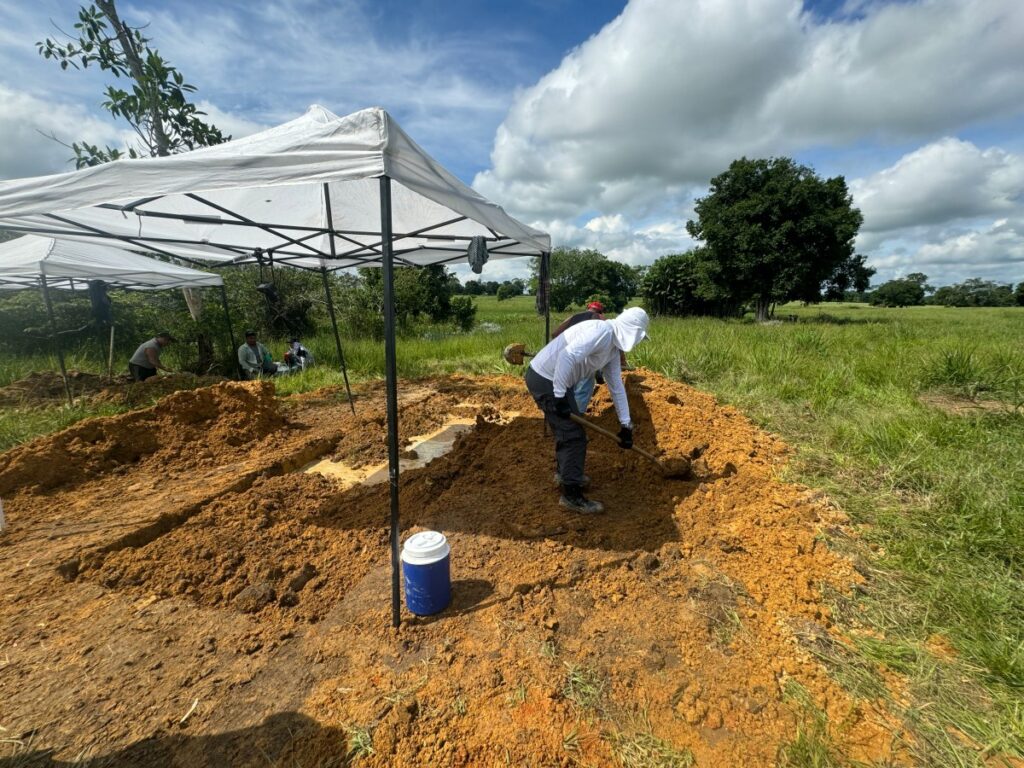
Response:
[525,307,651,514]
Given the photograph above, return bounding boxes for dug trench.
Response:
[0,373,905,766]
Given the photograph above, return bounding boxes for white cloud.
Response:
[0,85,126,178]
[476,0,1024,221]
[194,101,267,141]
[847,138,1024,284]
[471,0,1024,285]
[852,138,1024,234]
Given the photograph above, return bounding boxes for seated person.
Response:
[238,330,278,379]
[283,337,315,372]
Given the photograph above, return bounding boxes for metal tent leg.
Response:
[379,175,402,629]
[219,284,242,379]
[41,272,72,406]
[319,267,356,415]
[320,185,359,416]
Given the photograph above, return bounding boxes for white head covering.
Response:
[608,307,650,352]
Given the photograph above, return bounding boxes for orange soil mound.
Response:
[91,373,226,405]
[0,370,225,407]
[0,380,283,495]
[0,372,904,767]
[0,369,108,405]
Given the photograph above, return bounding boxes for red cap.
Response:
[587,301,605,313]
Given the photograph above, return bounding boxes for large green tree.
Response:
[38,1,228,167]
[530,248,640,312]
[687,157,864,321]
[1016,282,1024,307]
[870,273,932,307]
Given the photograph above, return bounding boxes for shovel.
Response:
[502,343,533,366]
[569,413,691,479]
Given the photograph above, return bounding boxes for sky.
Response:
[1,0,1023,287]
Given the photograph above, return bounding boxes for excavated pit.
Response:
[0,372,907,767]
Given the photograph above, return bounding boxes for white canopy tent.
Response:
[0,105,549,269]
[0,235,231,405]
[0,235,223,291]
[0,106,552,627]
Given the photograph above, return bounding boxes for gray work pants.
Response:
[525,366,587,486]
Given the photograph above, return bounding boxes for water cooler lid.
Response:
[402,530,450,565]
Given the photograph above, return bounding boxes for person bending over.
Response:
[525,307,650,514]
[128,332,175,381]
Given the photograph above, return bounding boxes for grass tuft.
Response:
[563,663,606,713]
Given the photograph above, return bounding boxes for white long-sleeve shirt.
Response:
[531,321,631,426]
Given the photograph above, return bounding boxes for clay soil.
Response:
[0,373,903,767]
[0,370,224,408]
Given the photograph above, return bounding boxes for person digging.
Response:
[525,306,651,514]
[127,331,176,382]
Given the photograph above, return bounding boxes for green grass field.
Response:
[2,297,1023,764]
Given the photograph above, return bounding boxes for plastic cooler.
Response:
[401,531,451,616]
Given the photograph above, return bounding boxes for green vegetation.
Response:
[531,247,642,312]
[38,0,228,166]
[776,682,844,768]
[684,156,870,320]
[563,662,607,713]
[1,297,1022,763]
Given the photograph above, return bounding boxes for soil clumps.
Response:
[0,380,283,495]
[0,372,908,767]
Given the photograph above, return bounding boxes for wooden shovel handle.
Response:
[568,413,664,468]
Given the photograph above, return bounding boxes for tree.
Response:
[38,1,228,167]
[870,273,931,307]
[530,248,639,312]
[687,157,864,321]
[495,283,519,301]
[641,249,740,317]
[930,278,1015,307]
[349,265,475,336]
[1016,282,1024,307]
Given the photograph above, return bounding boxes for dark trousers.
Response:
[129,363,157,382]
[525,366,587,486]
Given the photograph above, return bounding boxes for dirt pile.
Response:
[0,369,109,405]
[0,380,284,495]
[0,370,227,408]
[0,372,906,767]
[92,373,226,405]
[92,472,379,630]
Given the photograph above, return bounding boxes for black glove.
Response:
[617,425,634,449]
[554,396,573,418]
[595,371,605,386]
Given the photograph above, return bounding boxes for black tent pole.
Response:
[319,267,356,414]
[321,183,356,415]
[379,175,402,629]
[219,283,242,379]
[40,271,73,406]
[542,251,551,343]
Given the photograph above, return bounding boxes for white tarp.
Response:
[0,235,223,291]
[0,106,550,269]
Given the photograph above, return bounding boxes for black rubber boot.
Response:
[559,484,604,514]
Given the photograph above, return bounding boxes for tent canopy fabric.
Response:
[0,106,550,270]
[0,235,223,291]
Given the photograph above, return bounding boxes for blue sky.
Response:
[1,0,1023,286]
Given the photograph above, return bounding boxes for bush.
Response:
[530,248,639,312]
[641,250,740,317]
